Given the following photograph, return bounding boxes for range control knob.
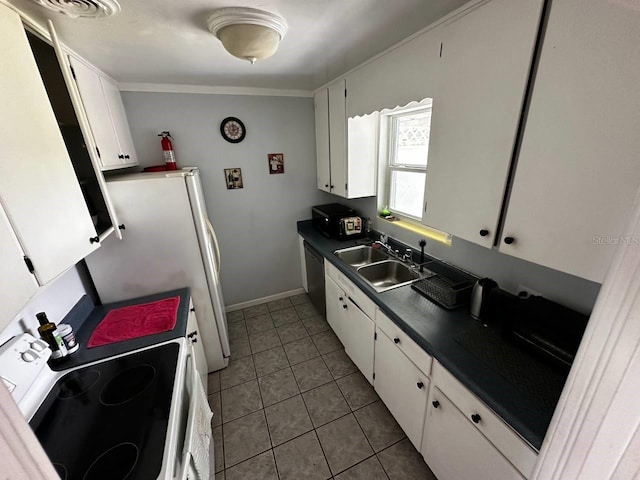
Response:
[21,349,39,362]
[30,339,48,352]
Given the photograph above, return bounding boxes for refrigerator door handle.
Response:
[206,218,221,274]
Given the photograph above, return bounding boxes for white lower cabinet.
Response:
[423,387,525,480]
[423,361,538,479]
[374,327,430,450]
[186,300,208,394]
[325,262,375,383]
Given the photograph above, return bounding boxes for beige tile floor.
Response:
[207,292,437,480]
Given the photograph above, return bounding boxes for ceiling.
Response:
[10,0,469,91]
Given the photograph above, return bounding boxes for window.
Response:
[385,101,432,219]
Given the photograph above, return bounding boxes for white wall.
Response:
[0,265,89,346]
[121,92,334,306]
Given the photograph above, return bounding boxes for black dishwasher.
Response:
[304,241,326,317]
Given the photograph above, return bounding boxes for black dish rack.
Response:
[412,261,477,309]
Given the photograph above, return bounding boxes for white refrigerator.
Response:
[85,168,230,372]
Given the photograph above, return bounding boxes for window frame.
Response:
[383,103,432,221]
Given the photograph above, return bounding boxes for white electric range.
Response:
[0,333,212,480]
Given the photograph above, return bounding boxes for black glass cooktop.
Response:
[30,343,180,480]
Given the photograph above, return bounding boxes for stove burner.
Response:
[57,370,101,399]
[83,442,138,480]
[53,463,67,480]
[100,364,156,406]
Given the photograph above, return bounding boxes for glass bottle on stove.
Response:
[36,312,67,359]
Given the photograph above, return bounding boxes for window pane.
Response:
[389,171,426,218]
[393,111,431,168]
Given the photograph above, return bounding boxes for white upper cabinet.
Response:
[0,3,99,286]
[314,79,377,199]
[346,24,442,118]
[69,56,138,170]
[0,203,39,329]
[499,0,640,282]
[314,88,331,192]
[422,0,544,246]
[328,79,348,198]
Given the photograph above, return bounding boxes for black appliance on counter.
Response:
[503,295,589,371]
[312,203,365,239]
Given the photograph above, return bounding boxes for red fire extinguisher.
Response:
[159,131,177,170]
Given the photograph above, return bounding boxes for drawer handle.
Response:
[416,381,424,389]
[432,400,440,408]
[393,337,400,344]
[471,413,481,424]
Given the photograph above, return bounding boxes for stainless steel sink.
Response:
[334,245,390,268]
[356,260,420,292]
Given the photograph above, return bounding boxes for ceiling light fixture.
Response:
[30,0,121,18]
[207,7,288,64]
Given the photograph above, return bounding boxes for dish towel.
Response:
[87,296,180,348]
[184,350,213,480]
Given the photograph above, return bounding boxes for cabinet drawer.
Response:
[375,308,432,377]
[432,362,537,478]
[325,261,375,319]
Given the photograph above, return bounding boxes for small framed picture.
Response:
[224,168,243,189]
[268,153,284,174]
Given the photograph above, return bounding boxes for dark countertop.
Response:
[298,220,555,451]
[50,288,191,371]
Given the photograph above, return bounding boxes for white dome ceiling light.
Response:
[29,0,121,18]
[207,7,288,64]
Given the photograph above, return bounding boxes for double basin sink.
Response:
[334,245,423,293]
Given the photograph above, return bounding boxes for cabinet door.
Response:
[100,77,138,167]
[342,297,375,383]
[374,328,429,450]
[187,304,208,394]
[499,0,640,283]
[346,113,378,199]
[422,388,524,480]
[314,88,331,192]
[325,275,347,343]
[69,57,123,169]
[0,4,99,285]
[328,79,347,198]
[0,203,39,329]
[422,0,544,246]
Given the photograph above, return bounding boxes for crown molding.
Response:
[118,82,312,98]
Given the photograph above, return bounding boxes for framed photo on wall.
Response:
[268,153,284,174]
[224,168,243,189]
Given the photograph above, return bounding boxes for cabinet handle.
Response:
[190,308,195,312]
[432,400,440,408]
[479,229,489,237]
[393,337,400,344]
[89,236,100,244]
[339,296,344,302]
[124,154,130,159]
[504,236,515,245]
[187,331,197,339]
[330,185,334,190]
[118,224,126,230]
[471,413,481,424]
[343,304,348,309]
[192,338,198,343]
[118,154,125,159]
[325,184,329,188]
[417,381,424,389]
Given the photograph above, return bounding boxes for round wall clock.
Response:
[220,117,246,143]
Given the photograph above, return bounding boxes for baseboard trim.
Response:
[226,288,306,312]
